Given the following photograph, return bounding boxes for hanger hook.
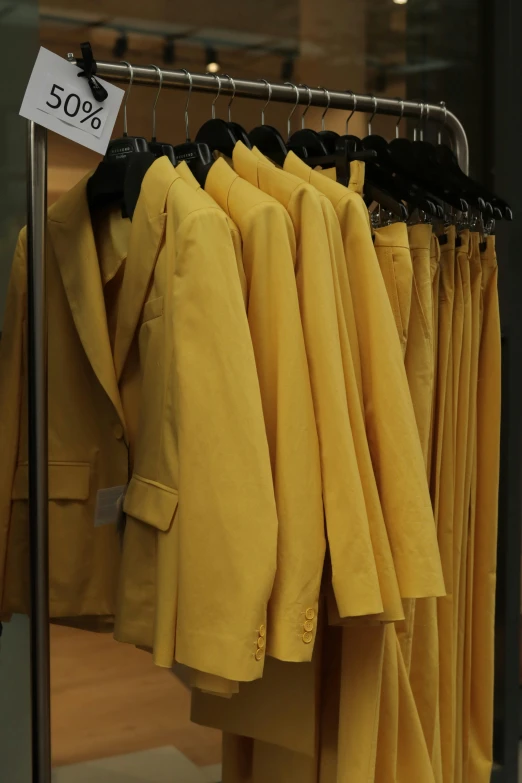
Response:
[367,95,378,136]
[414,102,425,141]
[149,64,162,142]
[207,72,222,120]
[395,96,405,139]
[420,103,430,141]
[319,87,331,132]
[284,81,300,139]
[258,78,272,126]
[345,90,357,134]
[223,73,236,123]
[120,60,134,137]
[180,68,192,142]
[298,84,312,129]
[438,100,447,145]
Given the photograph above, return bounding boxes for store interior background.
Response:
[0,1,512,782]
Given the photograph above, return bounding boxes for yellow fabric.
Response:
[461,233,482,775]
[174,161,246,696]
[281,151,443,603]
[283,152,403,625]
[281,152,442,783]
[405,225,442,781]
[374,223,414,356]
[374,223,416,671]
[406,223,436,466]
[193,145,383,759]
[468,236,501,783]
[0,174,133,618]
[111,159,278,682]
[204,156,324,662]
[432,227,457,783]
[428,234,442,483]
[452,231,473,783]
[372,223,434,783]
[235,141,382,619]
[175,161,248,304]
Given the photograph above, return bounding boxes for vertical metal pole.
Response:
[26,120,51,783]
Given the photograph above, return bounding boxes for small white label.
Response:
[20,48,124,154]
[94,485,127,528]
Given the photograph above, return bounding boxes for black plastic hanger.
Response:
[303,88,376,183]
[249,79,288,165]
[147,65,177,165]
[194,72,238,158]
[360,98,438,217]
[287,84,328,158]
[310,87,377,177]
[87,60,154,219]
[384,102,501,217]
[172,69,213,186]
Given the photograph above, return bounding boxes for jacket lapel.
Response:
[113,157,176,381]
[48,174,126,428]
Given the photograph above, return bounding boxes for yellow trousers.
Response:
[407,226,443,782]
[431,227,456,783]
[374,224,436,783]
[468,237,501,783]
[452,232,473,783]
[461,234,483,775]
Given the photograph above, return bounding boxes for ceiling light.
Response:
[393,0,408,4]
[205,46,220,73]
[113,31,128,59]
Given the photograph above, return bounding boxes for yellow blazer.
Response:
[203,156,325,662]
[282,153,444,602]
[282,151,405,624]
[233,141,383,619]
[114,158,278,682]
[0,175,131,617]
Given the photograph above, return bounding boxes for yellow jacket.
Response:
[0,174,131,617]
[203,156,325,662]
[282,153,444,602]
[114,158,278,682]
[233,141,383,619]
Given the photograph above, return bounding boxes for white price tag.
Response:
[20,48,124,155]
[39,72,109,138]
[94,485,127,528]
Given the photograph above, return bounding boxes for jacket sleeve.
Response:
[171,208,278,681]
[0,231,27,611]
[124,206,278,682]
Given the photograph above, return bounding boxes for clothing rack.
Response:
[25,61,470,783]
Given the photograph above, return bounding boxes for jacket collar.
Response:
[48,173,126,427]
[113,156,176,380]
[232,141,262,188]
[204,156,239,212]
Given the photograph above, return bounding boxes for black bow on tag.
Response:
[76,41,108,103]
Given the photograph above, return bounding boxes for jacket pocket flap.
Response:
[124,474,178,532]
[12,462,90,501]
[142,296,164,323]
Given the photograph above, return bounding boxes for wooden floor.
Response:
[50,624,222,769]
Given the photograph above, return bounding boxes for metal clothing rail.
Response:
[73,60,470,175]
[26,59,470,783]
